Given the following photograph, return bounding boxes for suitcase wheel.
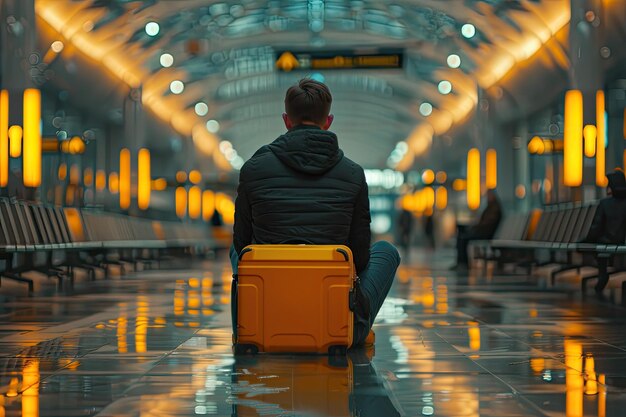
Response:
[328,345,348,356]
[234,343,259,355]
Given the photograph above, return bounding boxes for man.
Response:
[231,78,400,347]
[451,189,502,271]
[579,170,626,293]
[582,170,626,245]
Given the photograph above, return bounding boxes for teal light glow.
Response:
[605,111,609,148]
[310,73,325,83]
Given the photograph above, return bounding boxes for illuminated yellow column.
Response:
[176,186,187,218]
[23,89,42,187]
[109,172,119,194]
[0,90,8,187]
[137,148,151,210]
[83,167,94,187]
[563,90,583,187]
[69,164,80,185]
[423,186,435,216]
[119,149,131,209]
[95,170,106,191]
[486,148,497,189]
[583,125,596,158]
[595,90,607,187]
[188,185,202,219]
[466,148,480,210]
[9,125,22,158]
[202,190,215,221]
[435,186,447,210]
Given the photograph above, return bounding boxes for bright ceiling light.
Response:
[419,102,433,117]
[195,102,209,116]
[447,54,461,68]
[395,141,408,154]
[170,80,184,94]
[438,80,452,95]
[461,23,476,39]
[219,140,232,153]
[51,41,64,53]
[206,120,220,133]
[160,53,174,68]
[145,22,160,36]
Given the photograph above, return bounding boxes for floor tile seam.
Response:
[114,350,181,398]
[593,338,626,350]
[0,308,128,342]
[11,354,81,395]
[466,356,553,417]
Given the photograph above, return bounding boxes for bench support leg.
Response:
[551,265,580,287]
[594,255,610,294]
[2,272,34,293]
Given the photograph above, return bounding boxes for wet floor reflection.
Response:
[230,352,400,417]
[1,255,626,415]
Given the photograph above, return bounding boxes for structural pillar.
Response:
[0,0,37,199]
[569,0,605,197]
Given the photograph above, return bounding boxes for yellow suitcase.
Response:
[233,244,356,354]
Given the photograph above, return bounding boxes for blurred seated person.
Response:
[451,190,502,270]
[581,170,626,244]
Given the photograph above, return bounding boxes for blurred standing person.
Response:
[451,190,502,271]
[398,208,413,261]
[423,214,435,249]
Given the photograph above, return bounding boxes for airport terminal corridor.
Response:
[2,0,626,416]
[2,250,626,417]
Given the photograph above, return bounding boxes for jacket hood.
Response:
[607,171,626,198]
[268,125,344,175]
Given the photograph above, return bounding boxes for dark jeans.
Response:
[230,241,400,347]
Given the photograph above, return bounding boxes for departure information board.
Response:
[275,49,404,72]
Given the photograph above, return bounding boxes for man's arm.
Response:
[233,174,253,254]
[349,176,371,274]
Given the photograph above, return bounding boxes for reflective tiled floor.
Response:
[1,250,626,416]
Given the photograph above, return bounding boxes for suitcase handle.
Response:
[336,248,349,262]
[238,247,253,261]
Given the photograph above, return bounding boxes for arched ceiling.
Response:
[35,0,569,170]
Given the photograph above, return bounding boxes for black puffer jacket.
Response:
[583,197,626,244]
[233,125,371,273]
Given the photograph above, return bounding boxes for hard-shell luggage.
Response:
[232,244,356,354]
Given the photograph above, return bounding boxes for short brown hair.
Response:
[284,78,332,125]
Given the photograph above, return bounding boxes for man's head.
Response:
[283,78,333,130]
[606,170,626,198]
